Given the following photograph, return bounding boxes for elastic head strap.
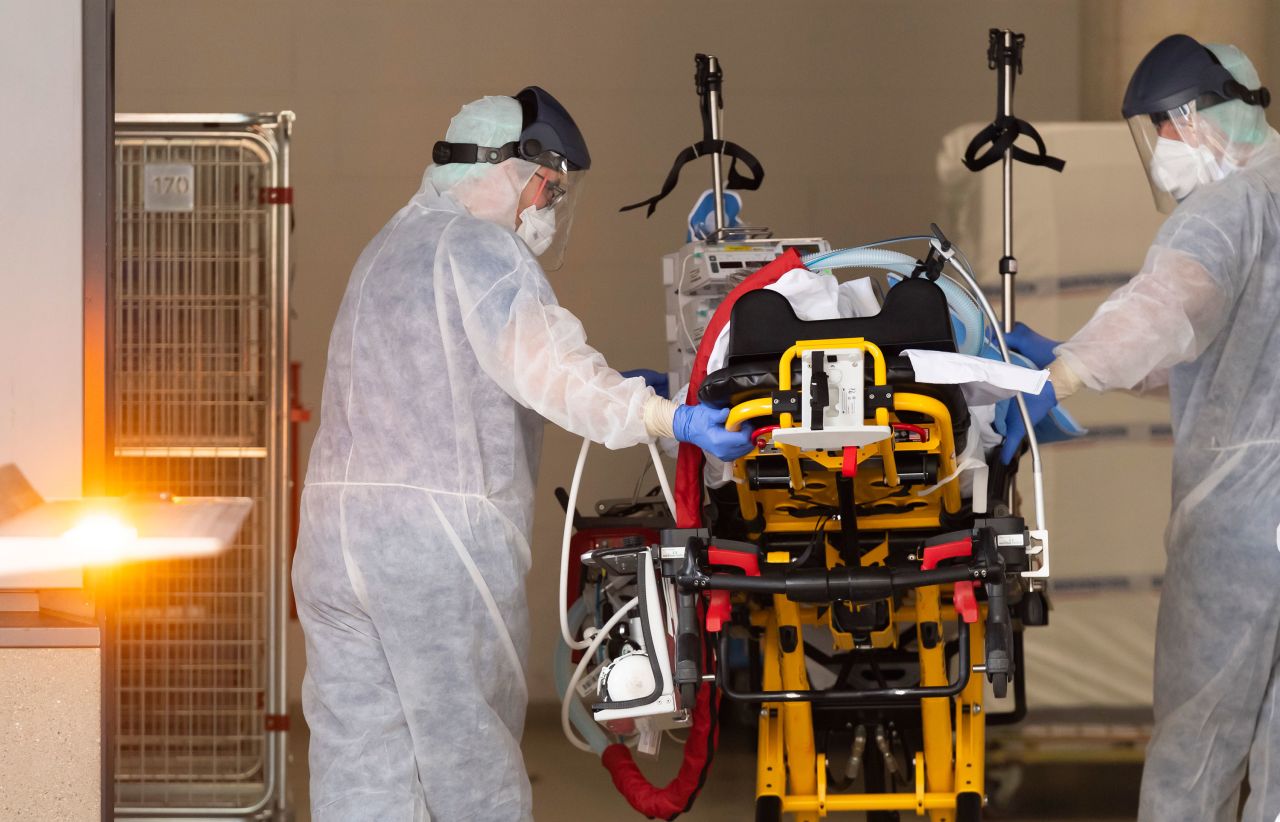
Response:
[431,140,521,166]
[1225,79,1272,109]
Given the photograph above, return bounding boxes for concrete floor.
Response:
[285,700,1140,821]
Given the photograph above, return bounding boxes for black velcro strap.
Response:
[962,116,1065,173]
[620,139,765,217]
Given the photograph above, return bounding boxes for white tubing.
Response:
[554,597,612,754]
[561,597,639,753]
[647,440,677,517]
[560,438,676,653]
[559,438,593,650]
[938,243,1047,534]
[555,437,674,752]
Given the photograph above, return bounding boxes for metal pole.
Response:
[272,111,294,817]
[999,29,1016,334]
[82,3,116,820]
[706,55,727,234]
[83,0,115,499]
[994,28,1020,514]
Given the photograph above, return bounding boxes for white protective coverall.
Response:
[1050,45,1280,822]
[292,96,670,821]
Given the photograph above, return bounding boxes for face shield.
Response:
[1121,34,1272,213]
[515,151,586,271]
[1128,99,1232,213]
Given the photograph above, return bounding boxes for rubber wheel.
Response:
[956,790,983,821]
[754,795,782,822]
[679,682,698,709]
[992,672,1009,699]
[1021,591,1049,626]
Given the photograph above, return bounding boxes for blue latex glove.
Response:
[1000,381,1058,464]
[1005,322,1061,369]
[673,403,755,462]
[620,368,670,399]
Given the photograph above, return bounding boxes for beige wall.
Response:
[117,0,1085,705]
[0,0,83,501]
[1080,0,1278,120]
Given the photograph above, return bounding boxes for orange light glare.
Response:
[61,513,138,565]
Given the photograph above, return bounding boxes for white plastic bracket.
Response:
[1021,529,1050,579]
[771,347,892,450]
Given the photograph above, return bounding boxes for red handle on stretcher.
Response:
[752,425,779,450]
[893,423,930,443]
[920,538,972,570]
[707,547,761,576]
[705,547,760,633]
[920,537,980,624]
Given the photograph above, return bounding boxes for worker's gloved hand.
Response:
[1000,381,1058,464]
[673,403,755,462]
[1005,322,1061,369]
[620,368,670,398]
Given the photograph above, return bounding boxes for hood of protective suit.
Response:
[1203,43,1274,151]
[422,95,539,230]
[1184,43,1280,194]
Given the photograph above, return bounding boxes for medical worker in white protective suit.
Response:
[1003,36,1280,821]
[292,89,753,822]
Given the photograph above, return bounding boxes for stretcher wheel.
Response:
[1021,591,1048,626]
[955,790,983,821]
[992,672,1009,699]
[754,795,782,822]
[679,682,697,709]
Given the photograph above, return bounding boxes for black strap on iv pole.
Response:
[962,31,1067,174]
[620,54,765,217]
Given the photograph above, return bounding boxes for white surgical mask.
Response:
[1150,136,1221,200]
[516,204,556,256]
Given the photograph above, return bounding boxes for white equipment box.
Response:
[663,237,830,392]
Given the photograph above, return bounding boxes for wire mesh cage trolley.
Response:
[110,112,293,819]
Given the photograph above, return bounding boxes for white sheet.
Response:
[903,348,1047,405]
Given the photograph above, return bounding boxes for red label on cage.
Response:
[259,186,294,205]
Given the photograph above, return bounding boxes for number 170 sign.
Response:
[143,164,195,213]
